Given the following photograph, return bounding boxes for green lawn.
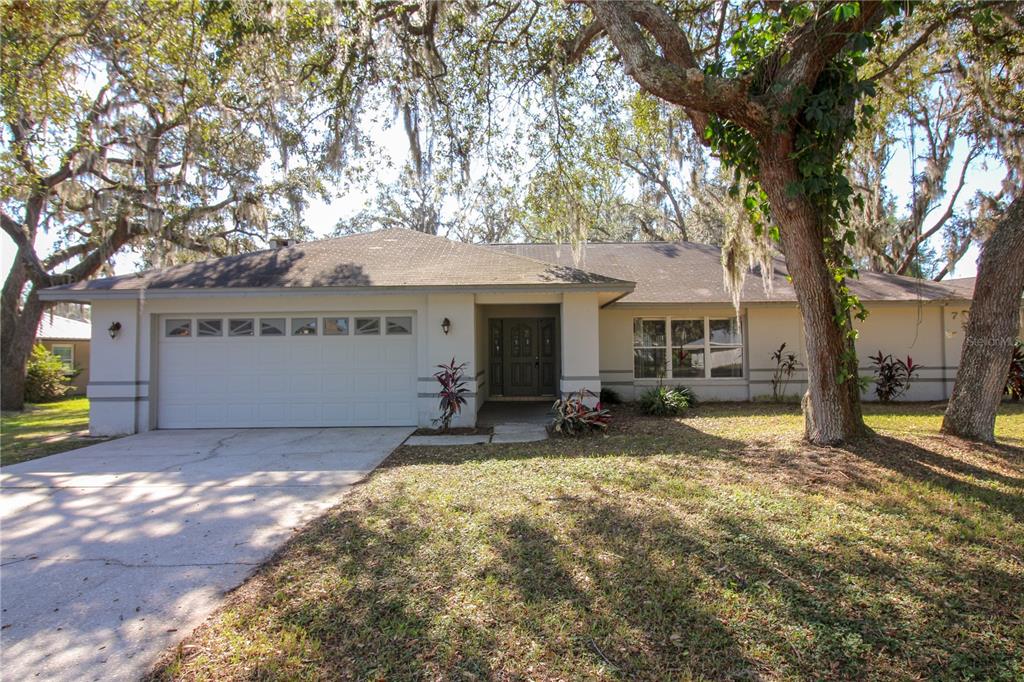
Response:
[1,397,102,466]
[151,403,1024,681]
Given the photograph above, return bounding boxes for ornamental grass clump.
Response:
[638,384,695,416]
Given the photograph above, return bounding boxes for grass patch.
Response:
[151,402,1024,681]
[1,397,105,466]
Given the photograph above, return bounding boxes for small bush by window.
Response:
[638,384,696,416]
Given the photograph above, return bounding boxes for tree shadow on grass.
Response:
[382,413,749,469]
[487,510,760,680]
[839,434,1024,523]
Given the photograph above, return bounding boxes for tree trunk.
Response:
[759,147,865,445]
[942,195,1024,442]
[1,267,46,411]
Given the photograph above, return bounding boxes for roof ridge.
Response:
[366,228,636,286]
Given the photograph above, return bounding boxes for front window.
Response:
[633,319,667,378]
[709,319,743,377]
[671,320,704,378]
[634,316,744,379]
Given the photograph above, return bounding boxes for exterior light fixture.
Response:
[108,321,122,339]
[441,318,451,335]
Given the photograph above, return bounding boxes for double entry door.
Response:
[489,317,558,397]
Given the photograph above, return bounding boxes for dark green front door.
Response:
[499,318,557,396]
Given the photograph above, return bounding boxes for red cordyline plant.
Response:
[868,351,922,402]
[433,357,469,432]
[551,389,611,436]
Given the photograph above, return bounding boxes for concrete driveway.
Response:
[0,427,412,681]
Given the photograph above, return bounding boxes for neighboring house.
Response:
[35,314,91,395]
[40,228,985,436]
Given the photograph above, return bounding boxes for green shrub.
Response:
[638,384,695,416]
[24,344,73,403]
[599,387,623,405]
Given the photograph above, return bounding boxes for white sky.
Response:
[1,116,994,284]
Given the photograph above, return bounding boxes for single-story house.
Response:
[35,314,91,395]
[39,228,981,436]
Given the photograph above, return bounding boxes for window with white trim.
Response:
[633,319,666,378]
[51,344,74,371]
[633,316,743,379]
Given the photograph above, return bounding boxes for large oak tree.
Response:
[1,1,319,409]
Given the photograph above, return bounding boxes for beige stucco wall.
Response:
[85,289,999,436]
[600,301,971,403]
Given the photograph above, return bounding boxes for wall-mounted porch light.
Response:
[108,321,122,339]
[441,317,451,335]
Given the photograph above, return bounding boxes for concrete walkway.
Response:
[0,427,411,681]
[405,401,552,446]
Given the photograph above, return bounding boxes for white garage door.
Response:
[157,313,417,428]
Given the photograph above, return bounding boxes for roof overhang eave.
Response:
[37,281,636,303]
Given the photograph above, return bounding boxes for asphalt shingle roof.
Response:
[488,241,973,304]
[49,229,632,292]
[36,314,91,340]
[45,228,974,304]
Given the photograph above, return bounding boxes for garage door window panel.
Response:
[197,319,223,337]
[324,317,349,335]
[260,318,286,336]
[386,316,412,335]
[165,319,192,337]
[229,319,254,336]
[355,317,380,335]
[292,318,318,336]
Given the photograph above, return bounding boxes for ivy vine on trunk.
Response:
[578,1,916,443]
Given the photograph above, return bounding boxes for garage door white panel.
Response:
[157,313,417,428]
